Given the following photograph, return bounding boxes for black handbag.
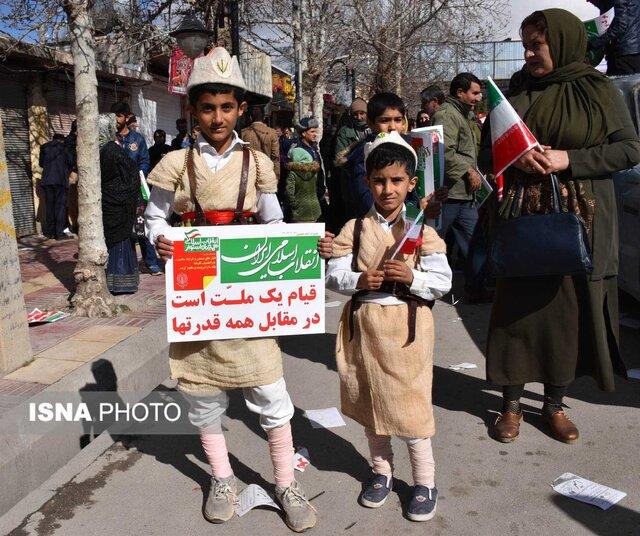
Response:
[489,174,593,278]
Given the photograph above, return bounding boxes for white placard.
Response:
[410,125,445,229]
[164,223,325,342]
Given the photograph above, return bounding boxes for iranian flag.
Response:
[487,76,539,200]
[487,76,538,177]
[393,204,425,257]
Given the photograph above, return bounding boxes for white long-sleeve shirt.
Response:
[326,207,452,305]
[144,131,283,246]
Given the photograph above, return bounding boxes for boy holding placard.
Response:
[144,47,317,532]
[326,131,452,522]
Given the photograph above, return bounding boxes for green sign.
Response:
[220,236,321,283]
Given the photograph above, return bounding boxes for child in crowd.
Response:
[325,131,452,522]
[286,147,322,223]
[335,92,447,225]
[145,47,316,532]
[336,92,408,220]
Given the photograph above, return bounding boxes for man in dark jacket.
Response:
[39,134,72,239]
[241,106,280,180]
[170,118,190,150]
[588,0,640,75]
[149,129,172,170]
[334,97,370,157]
[111,102,150,176]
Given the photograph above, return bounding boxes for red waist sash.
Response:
[180,210,255,225]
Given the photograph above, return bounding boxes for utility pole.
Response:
[0,116,32,375]
[292,0,303,120]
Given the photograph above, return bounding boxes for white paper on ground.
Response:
[293,447,311,472]
[627,368,640,380]
[449,362,478,371]
[235,484,281,517]
[620,314,640,329]
[552,473,627,510]
[305,407,346,429]
[325,301,341,308]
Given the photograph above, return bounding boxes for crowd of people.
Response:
[33,6,640,531]
[142,8,639,532]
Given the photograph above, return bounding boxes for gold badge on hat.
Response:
[187,46,247,91]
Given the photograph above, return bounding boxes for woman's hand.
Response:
[542,149,570,173]
[383,259,414,285]
[513,147,552,175]
[357,269,385,290]
[317,231,334,260]
[156,235,174,262]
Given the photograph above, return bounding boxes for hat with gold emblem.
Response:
[187,47,247,92]
[363,130,417,169]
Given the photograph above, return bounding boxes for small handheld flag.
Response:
[487,77,539,199]
[392,204,425,257]
[140,171,150,202]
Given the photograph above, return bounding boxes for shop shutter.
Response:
[132,80,183,146]
[46,80,76,137]
[0,80,35,237]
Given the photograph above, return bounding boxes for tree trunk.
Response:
[65,0,117,317]
[310,80,325,142]
[374,50,395,93]
[0,116,33,375]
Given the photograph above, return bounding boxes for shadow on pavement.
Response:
[549,493,640,536]
[279,333,337,371]
[226,390,371,484]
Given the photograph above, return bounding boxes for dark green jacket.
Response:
[285,161,322,222]
[334,124,370,158]
[430,96,478,201]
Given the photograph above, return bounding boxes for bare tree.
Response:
[240,0,507,135]
[241,0,351,138]
[1,0,118,316]
[346,0,508,96]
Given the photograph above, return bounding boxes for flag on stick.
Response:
[392,204,425,257]
[487,76,539,199]
[140,171,150,202]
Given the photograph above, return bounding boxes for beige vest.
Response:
[334,212,446,437]
[146,142,282,394]
[146,144,278,214]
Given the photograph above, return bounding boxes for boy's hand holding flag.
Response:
[392,203,426,257]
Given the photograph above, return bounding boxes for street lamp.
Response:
[169,12,214,59]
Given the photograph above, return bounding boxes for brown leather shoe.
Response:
[493,412,522,442]
[543,410,579,444]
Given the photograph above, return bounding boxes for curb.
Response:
[0,315,170,516]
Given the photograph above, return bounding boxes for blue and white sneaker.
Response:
[407,485,437,521]
[359,474,392,508]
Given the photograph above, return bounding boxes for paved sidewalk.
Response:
[0,236,166,416]
[2,284,639,535]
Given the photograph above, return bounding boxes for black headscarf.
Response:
[100,141,139,248]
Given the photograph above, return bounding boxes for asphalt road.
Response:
[2,285,640,536]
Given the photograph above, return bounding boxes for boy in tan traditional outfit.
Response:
[144,47,316,532]
[326,131,452,522]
